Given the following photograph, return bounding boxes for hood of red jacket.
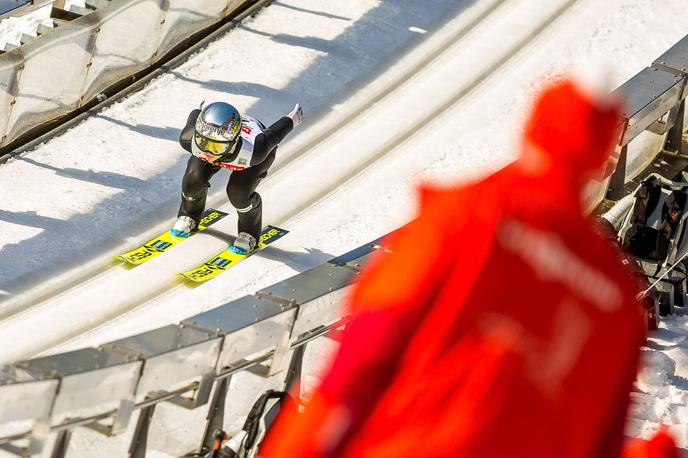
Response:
[518,78,623,187]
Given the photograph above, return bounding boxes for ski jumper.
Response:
[177,109,293,239]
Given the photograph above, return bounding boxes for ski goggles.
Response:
[194,133,235,156]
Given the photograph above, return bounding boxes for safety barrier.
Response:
[605,35,688,200]
[0,0,260,151]
[0,22,687,458]
[0,238,380,457]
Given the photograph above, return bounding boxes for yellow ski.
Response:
[115,209,228,266]
[178,226,288,283]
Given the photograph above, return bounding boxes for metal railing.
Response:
[605,35,688,200]
[0,237,380,457]
[0,0,264,156]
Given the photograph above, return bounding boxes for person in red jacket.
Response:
[262,77,650,457]
[624,431,679,458]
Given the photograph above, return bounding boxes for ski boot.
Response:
[230,232,257,255]
[170,216,197,238]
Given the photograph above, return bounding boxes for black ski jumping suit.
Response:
[177,109,294,239]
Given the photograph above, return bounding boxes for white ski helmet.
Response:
[193,102,242,157]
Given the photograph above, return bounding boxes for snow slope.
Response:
[0,0,687,455]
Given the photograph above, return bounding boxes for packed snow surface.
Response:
[0,0,687,455]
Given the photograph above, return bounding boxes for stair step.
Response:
[67,5,90,16]
[84,0,109,9]
[19,33,34,45]
[36,23,54,35]
[50,7,82,22]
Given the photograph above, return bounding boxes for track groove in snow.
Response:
[50,0,581,357]
[0,0,580,363]
[0,0,501,324]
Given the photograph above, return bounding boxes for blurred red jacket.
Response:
[262,79,648,457]
[624,431,680,458]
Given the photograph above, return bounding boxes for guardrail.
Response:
[0,0,264,155]
[0,238,381,457]
[0,22,687,458]
[605,35,688,199]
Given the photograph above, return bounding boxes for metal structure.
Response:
[0,11,686,458]
[0,238,381,457]
[606,36,688,199]
[0,0,261,153]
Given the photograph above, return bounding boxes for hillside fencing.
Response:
[0,0,262,154]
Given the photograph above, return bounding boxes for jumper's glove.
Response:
[287,103,303,127]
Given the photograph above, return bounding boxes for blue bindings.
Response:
[230,232,257,255]
[170,216,197,238]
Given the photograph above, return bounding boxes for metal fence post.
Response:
[129,404,156,458]
[283,344,305,396]
[199,375,231,454]
[49,430,72,458]
[606,144,628,201]
[665,99,686,154]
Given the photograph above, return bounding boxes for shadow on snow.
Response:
[0,0,475,295]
